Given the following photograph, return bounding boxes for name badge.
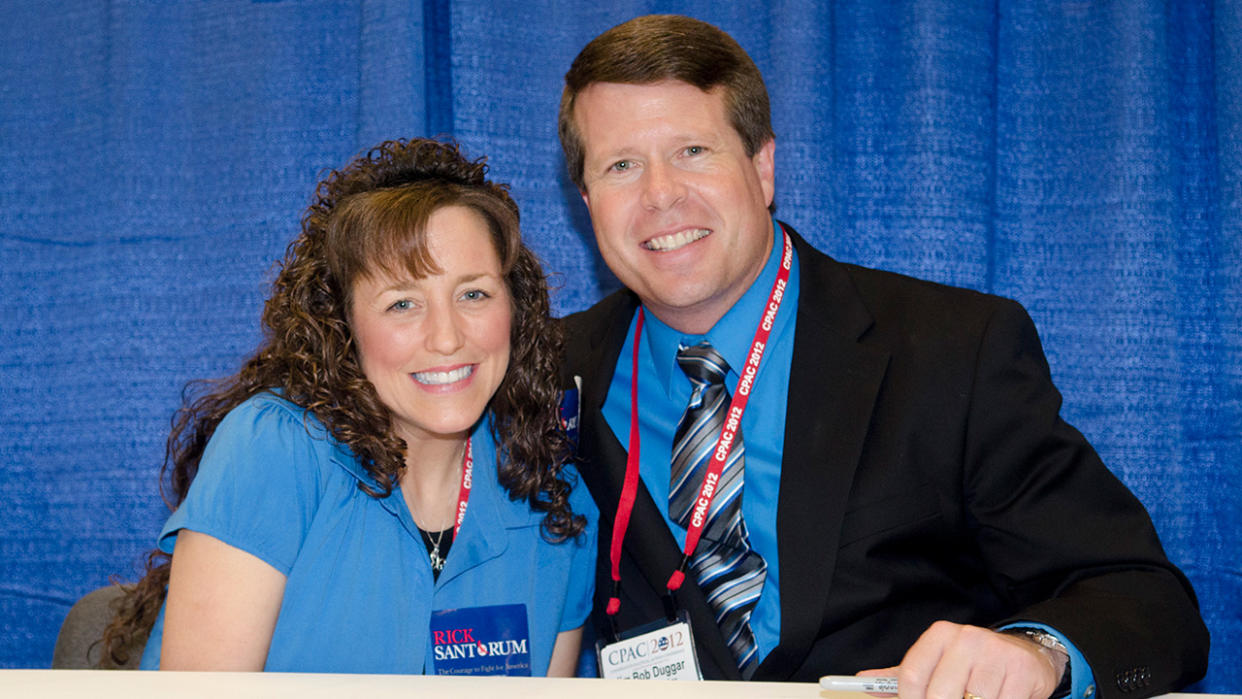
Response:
[596,611,702,680]
[430,603,531,676]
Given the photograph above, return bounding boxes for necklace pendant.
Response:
[429,546,445,572]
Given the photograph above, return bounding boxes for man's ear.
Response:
[754,139,776,207]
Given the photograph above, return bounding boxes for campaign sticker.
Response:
[560,378,581,450]
[430,603,531,676]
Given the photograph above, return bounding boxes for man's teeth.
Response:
[644,228,710,251]
[413,366,474,385]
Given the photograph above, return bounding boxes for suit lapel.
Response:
[758,229,890,679]
[572,291,634,524]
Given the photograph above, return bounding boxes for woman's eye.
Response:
[462,289,491,301]
[388,299,413,311]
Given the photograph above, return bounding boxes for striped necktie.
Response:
[669,341,767,678]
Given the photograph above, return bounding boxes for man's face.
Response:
[574,80,775,333]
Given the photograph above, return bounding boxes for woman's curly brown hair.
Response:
[98,138,583,667]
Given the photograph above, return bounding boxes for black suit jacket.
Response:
[561,226,1208,695]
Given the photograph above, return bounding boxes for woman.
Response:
[102,138,595,675]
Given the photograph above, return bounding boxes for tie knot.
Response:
[676,341,730,386]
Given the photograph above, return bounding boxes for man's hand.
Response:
[857,621,1068,699]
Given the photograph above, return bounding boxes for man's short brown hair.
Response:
[558,14,775,191]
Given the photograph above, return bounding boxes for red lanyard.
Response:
[453,438,473,538]
[605,228,793,617]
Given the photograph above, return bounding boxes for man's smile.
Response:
[643,227,711,252]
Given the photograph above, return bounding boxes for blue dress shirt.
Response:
[140,392,596,674]
[602,223,799,660]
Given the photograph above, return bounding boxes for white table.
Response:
[1,671,1234,699]
[1,671,816,698]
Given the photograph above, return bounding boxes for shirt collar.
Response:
[644,219,791,398]
[334,412,513,524]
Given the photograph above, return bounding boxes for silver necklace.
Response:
[422,526,447,572]
[418,441,467,574]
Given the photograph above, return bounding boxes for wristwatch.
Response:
[1003,628,1073,698]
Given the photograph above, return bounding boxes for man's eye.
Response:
[388,299,413,311]
[611,160,632,172]
[685,145,704,155]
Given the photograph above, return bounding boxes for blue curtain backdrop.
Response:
[1,0,1237,689]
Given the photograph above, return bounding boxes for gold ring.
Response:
[964,693,985,699]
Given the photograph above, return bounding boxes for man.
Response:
[556,13,1208,699]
